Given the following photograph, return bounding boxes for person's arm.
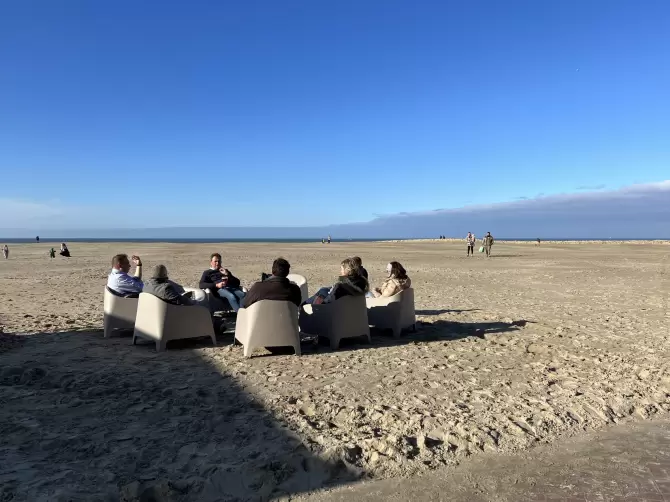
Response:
[131,255,143,280]
[163,283,186,305]
[199,270,217,290]
[240,284,259,309]
[380,279,398,297]
[290,284,302,307]
[225,271,241,289]
[116,273,144,293]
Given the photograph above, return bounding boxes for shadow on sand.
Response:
[0,328,358,502]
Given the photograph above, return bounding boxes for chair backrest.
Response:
[331,294,369,337]
[103,286,139,317]
[287,274,309,302]
[243,300,299,343]
[400,287,416,326]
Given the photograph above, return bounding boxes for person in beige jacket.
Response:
[369,261,411,298]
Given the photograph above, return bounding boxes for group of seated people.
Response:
[305,256,411,304]
[106,252,412,313]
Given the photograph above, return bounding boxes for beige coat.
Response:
[376,276,411,298]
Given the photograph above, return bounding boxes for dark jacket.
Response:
[324,273,369,303]
[242,276,302,309]
[199,268,242,296]
[359,266,369,280]
[143,278,194,306]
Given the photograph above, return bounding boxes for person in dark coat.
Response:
[198,253,245,311]
[242,258,302,309]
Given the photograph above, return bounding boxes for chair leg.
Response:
[330,337,339,350]
[156,341,166,352]
[132,334,137,345]
[103,316,111,338]
[366,333,372,344]
[210,333,217,347]
[392,328,401,339]
[243,345,252,358]
[294,344,302,356]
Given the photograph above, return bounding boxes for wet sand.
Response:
[0,240,668,500]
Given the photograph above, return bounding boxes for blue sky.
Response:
[0,0,669,231]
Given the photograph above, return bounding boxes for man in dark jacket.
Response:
[242,258,302,309]
[352,256,368,280]
[198,253,246,311]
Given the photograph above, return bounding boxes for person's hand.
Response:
[215,281,226,289]
[375,287,381,293]
[131,255,142,266]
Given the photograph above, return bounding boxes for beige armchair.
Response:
[366,287,416,338]
[132,293,216,352]
[103,287,139,338]
[299,295,371,349]
[286,273,309,303]
[234,300,301,357]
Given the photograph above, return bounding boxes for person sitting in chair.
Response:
[305,257,368,304]
[242,258,302,309]
[198,253,246,312]
[143,264,194,305]
[368,261,411,298]
[107,254,143,296]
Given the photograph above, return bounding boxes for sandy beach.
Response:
[0,240,668,501]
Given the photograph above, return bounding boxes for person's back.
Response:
[143,265,193,306]
[243,258,301,308]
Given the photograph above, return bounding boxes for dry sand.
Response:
[0,240,668,501]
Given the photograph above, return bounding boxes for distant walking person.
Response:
[483,232,494,257]
[536,238,541,246]
[36,236,39,243]
[59,242,71,258]
[2,245,8,259]
[49,247,56,259]
[466,232,476,256]
[327,235,332,244]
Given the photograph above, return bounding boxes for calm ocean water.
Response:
[0,237,659,244]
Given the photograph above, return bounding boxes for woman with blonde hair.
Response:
[305,257,369,304]
[369,261,411,298]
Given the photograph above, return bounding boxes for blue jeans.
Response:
[305,287,331,304]
[217,288,246,312]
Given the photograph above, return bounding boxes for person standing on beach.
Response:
[483,232,494,257]
[2,245,8,259]
[49,247,56,259]
[466,232,476,256]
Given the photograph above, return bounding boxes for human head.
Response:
[112,254,131,273]
[210,253,222,269]
[387,261,407,279]
[340,257,359,276]
[151,264,169,280]
[271,257,291,278]
[352,256,363,268]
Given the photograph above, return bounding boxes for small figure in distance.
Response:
[49,247,56,259]
[483,232,495,258]
[466,232,476,257]
[537,238,541,246]
[2,244,8,259]
[36,236,39,243]
[59,242,71,258]
[327,235,332,244]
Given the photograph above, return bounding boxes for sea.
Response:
[0,237,660,244]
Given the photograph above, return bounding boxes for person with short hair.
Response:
[483,232,495,257]
[107,254,143,295]
[2,244,8,259]
[143,264,194,305]
[305,257,368,304]
[369,261,411,298]
[198,252,246,312]
[242,258,302,309]
[351,256,368,280]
